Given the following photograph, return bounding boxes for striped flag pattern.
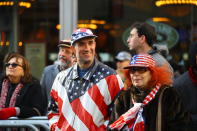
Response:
[48,67,124,131]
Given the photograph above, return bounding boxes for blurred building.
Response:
[0,0,197,79]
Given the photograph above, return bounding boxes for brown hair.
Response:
[123,69,132,90]
[130,22,157,47]
[3,52,32,83]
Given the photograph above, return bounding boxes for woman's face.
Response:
[6,57,24,80]
[129,67,151,89]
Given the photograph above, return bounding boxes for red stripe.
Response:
[57,114,75,131]
[148,93,154,99]
[88,84,108,119]
[50,89,75,131]
[51,89,63,112]
[48,113,59,120]
[152,89,157,94]
[144,97,151,104]
[71,98,103,130]
[127,118,135,129]
[106,75,122,100]
[133,121,144,131]
[80,28,87,32]
[50,122,57,131]
[50,89,58,102]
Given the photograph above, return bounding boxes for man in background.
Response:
[40,39,75,102]
[174,42,197,131]
[127,22,173,78]
[115,51,131,89]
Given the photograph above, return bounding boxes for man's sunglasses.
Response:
[129,67,148,74]
[5,63,22,68]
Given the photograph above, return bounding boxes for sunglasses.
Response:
[5,63,22,68]
[129,67,148,74]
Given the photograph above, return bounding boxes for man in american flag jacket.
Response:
[48,28,124,131]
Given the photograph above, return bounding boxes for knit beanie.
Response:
[189,42,197,68]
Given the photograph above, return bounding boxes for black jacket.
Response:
[0,78,47,118]
[109,86,190,131]
[174,71,197,131]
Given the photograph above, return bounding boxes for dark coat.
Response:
[109,86,190,131]
[40,64,60,101]
[0,78,47,118]
[174,71,197,131]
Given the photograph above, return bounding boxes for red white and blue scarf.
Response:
[109,84,161,131]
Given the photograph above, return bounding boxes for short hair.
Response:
[2,52,32,83]
[130,22,157,46]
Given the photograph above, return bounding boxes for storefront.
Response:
[0,0,196,78]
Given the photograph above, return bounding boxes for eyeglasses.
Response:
[5,63,22,68]
[129,67,148,74]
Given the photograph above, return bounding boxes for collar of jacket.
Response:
[71,58,99,81]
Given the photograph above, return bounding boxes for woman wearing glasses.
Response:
[109,54,189,131]
[0,53,47,119]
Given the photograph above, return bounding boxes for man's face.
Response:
[58,46,73,69]
[74,37,96,67]
[127,28,142,51]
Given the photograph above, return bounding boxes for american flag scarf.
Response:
[109,84,161,131]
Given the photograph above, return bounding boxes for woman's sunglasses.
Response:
[5,63,22,68]
[129,67,148,74]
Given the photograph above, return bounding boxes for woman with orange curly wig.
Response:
[109,54,189,131]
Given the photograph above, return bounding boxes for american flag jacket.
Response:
[48,59,124,131]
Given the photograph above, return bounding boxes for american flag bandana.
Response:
[109,84,161,130]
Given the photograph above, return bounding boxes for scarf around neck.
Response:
[109,84,161,131]
[0,79,23,109]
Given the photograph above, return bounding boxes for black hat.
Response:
[58,39,71,48]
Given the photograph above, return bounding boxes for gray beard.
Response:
[55,60,70,70]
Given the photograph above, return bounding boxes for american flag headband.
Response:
[71,32,91,41]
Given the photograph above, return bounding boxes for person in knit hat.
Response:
[174,42,197,131]
[109,54,189,131]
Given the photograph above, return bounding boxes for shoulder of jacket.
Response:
[97,62,116,75]
[56,66,73,79]
[160,86,180,99]
[44,64,57,72]
[24,78,41,89]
